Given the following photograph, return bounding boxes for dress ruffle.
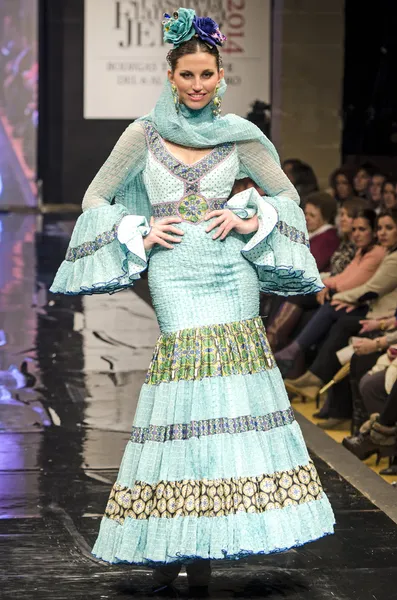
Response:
[228,190,324,296]
[50,204,149,295]
[92,493,334,565]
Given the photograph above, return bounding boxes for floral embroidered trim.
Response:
[153,196,227,224]
[130,407,295,444]
[276,221,309,248]
[104,460,323,523]
[142,120,234,182]
[145,317,275,385]
[65,223,119,262]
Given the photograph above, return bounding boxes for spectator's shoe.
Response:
[380,456,397,475]
[284,371,323,403]
[312,409,328,419]
[317,418,350,430]
[343,415,397,463]
[188,585,210,598]
[342,432,378,460]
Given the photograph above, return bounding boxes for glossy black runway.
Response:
[0,212,397,600]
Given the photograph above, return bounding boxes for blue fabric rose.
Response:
[192,16,219,47]
[163,8,196,47]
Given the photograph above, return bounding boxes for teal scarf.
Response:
[137,78,280,163]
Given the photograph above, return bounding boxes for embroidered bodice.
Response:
[141,121,238,223]
[81,121,299,215]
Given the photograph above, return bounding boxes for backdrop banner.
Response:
[84,0,271,119]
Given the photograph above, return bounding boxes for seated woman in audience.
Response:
[267,197,368,352]
[316,312,397,430]
[381,179,397,210]
[282,158,318,206]
[274,209,383,378]
[276,210,397,399]
[304,191,339,273]
[328,166,355,204]
[342,373,397,473]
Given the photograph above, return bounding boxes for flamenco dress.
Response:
[50,80,335,565]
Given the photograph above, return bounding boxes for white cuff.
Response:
[117,215,150,263]
[227,188,278,238]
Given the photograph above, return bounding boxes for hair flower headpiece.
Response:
[163,8,226,48]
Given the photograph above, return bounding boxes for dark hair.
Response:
[354,208,377,231]
[377,208,397,226]
[329,166,354,197]
[381,179,396,194]
[282,159,318,204]
[167,37,221,72]
[305,191,337,225]
[341,196,370,217]
[355,162,378,177]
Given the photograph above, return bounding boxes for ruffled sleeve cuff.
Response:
[227,188,324,296]
[50,204,150,295]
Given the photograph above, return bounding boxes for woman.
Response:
[281,210,397,408]
[50,9,335,595]
[267,197,367,353]
[275,209,384,379]
[382,179,397,210]
[353,164,373,199]
[282,158,319,206]
[303,191,339,273]
[329,166,355,205]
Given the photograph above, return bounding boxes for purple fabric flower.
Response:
[192,16,226,47]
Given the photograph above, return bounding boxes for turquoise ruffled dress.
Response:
[51,113,335,564]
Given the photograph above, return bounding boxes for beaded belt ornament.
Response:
[152,195,227,224]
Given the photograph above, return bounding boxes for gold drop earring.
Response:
[212,83,222,118]
[171,83,180,114]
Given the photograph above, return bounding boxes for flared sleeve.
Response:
[50,122,151,295]
[235,140,324,295]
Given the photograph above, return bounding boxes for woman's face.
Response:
[168,52,223,111]
[304,203,325,232]
[351,217,374,249]
[338,207,354,236]
[369,174,385,204]
[335,174,352,200]
[377,216,397,249]
[354,169,370,193]
[383,183,397,209]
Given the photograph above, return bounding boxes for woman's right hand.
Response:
[316,287,330,305]
[143,216,184,251]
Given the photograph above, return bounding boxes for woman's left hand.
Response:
[204,209,259,240]
[331,300,357,313]
[353,338,378,356]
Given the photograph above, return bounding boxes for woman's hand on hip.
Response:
[204,209,259,240]
[143,216,184,251]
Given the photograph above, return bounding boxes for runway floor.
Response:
[0,211,397,600]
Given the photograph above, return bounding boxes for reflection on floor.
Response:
[0,117,36,207]
[0,212,396,599]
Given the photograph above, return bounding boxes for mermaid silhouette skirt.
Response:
[91,219,335,565]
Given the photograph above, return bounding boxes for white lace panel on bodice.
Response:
[141,121,239,210]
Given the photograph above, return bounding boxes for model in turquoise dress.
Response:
[51,8,335,577]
